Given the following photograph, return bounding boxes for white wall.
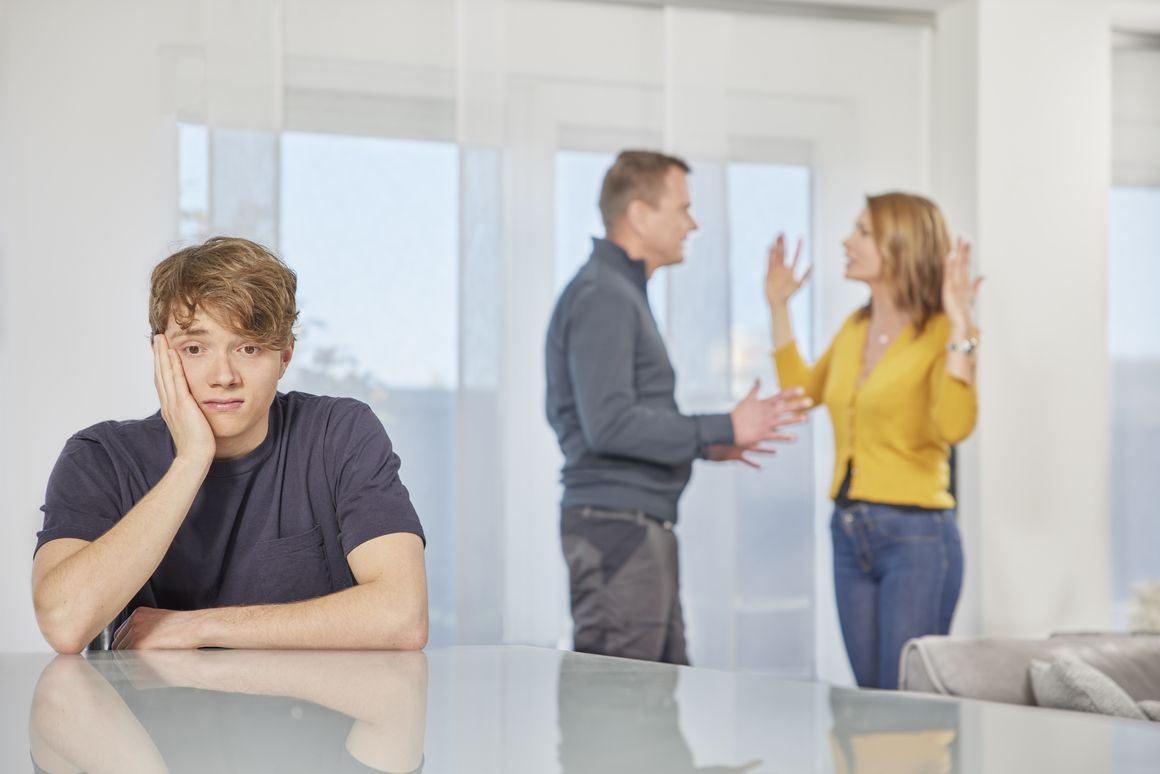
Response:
[0,2,180,651]
[930,0,982,638]
[975,0,1113,636]
[937,0,1115,636]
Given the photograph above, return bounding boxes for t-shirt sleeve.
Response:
[37,434,123,555]
[327,401,425,556]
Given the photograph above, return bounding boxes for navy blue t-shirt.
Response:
[37,392,424,626]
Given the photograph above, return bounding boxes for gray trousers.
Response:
[561,506,688,665]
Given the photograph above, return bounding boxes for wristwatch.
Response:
[946,336,979,355]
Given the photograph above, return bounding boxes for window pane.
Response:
[727,161,815,676]
[1109,186,1160,625]
[279,131,459,645]
[281,132,459,389]
[728,161,813,391]
[178,123,209,243]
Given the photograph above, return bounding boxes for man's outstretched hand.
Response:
[730,382,811,450]
[704,444,777,470]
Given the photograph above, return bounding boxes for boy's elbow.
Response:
[391,607,428,651]
[374,581,427,651]
[38,615,89,655]
[34,595,103,655]
[402,618,429,651]
[49,639,87,656]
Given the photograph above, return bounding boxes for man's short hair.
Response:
[149,237,298,349]
[598,150,691,232]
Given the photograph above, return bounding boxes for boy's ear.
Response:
[279,344,294,377]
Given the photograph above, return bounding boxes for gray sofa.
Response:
[898,632,1160,717]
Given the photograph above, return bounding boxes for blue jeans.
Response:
[831,502,963,689]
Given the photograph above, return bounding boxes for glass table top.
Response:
[3,645,1158,773]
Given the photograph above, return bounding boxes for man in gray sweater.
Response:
[545,150,809,664]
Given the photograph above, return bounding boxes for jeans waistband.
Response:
[565,505,674,531]
[835,500,948,517]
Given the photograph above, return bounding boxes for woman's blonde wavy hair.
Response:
[858,192,950,333]
[149,237,298,349]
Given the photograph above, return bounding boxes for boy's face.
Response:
[164,306,292,459]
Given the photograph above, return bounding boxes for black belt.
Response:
[567,505,674,531]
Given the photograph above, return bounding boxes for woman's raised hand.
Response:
[942,238,983,330]
[765,234,811,308]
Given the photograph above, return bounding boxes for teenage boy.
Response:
[33,237,428,653]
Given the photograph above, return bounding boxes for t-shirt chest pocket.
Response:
[250,524,334,604]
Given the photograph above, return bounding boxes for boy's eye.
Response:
[241,345,261,355]
[184,345,202,356]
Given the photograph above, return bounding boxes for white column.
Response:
[934,0,1113,637]
[931,0,982,637]
[455,0,508,645]
[0,2,178,652]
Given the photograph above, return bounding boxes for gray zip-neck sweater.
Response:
[545,237,734,522]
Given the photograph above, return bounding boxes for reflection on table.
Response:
[557,654,763,774]
[829,685,959,774]
[29,650,427,774]
[10,646,1160,774]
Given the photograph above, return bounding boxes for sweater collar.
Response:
[591,237,647,293]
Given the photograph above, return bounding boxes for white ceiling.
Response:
[564,0,1160,32]
[569,0,955,24]
[754,0,958,10]
[703,0,1160,11]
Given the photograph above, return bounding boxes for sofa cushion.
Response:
[899,633,1160,705]
[1029,654,1147,720]
[1140,700,1160,721]
[1050,633,1160,702]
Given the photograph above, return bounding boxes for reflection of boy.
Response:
[30,651,428,774]
[32,237,428,653]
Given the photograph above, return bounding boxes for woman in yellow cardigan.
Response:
[765,192,981,689]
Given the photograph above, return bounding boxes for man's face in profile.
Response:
[164,307,292,459]
[642,167,698,269]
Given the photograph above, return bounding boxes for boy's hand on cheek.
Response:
[153,335,216,463]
